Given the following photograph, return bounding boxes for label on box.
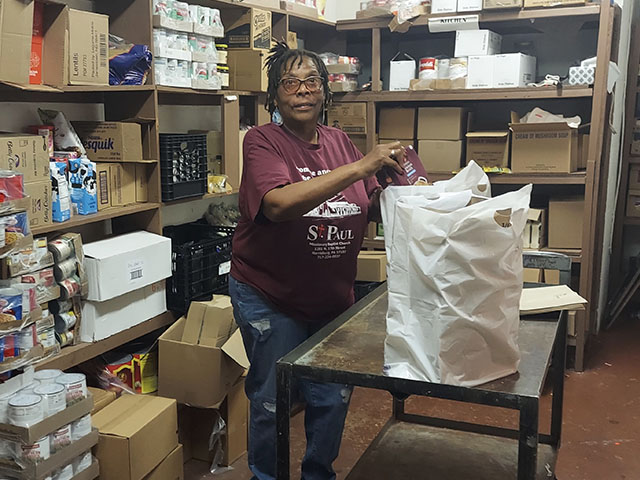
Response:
[428,15,479,33]
[128,261,144,282]
[218,261,231,276]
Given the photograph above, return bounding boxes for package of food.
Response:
[68,158,97,215]
[0,287,23,322]
[50,163,71,223]
[37,110,86,156]
[0,211,30,248]
[0,172,24,203]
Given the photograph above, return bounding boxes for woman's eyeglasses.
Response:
[280,76,323,94]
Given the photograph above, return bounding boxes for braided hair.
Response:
[264,40,332,117]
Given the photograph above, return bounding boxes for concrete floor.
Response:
[185,317,640,480]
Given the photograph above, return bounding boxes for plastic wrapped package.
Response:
[109,34,152,86]
[37,110,86,156]
[68,158,97,216]
[0,172,24,204]
[0,211,29,250]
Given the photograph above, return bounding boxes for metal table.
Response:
[276,285,567,480]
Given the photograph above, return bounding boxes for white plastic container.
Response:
[34,384,66,416]
[55,463,74,480]
[71,414,92,441]
[16,435,50,463]
[0,392,16,423]
[8,394,44,427]
[50,424,72,453]
[55,373,87,405]
[73,450,92,474]
[0,438,12,459]
[19,380,40,395]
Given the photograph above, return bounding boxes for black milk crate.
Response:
[165,222,235,312]
[354,281,383,302]
[160,133,208,201]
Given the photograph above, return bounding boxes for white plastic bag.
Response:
[382,167,531,386]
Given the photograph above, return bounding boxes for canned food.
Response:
[16,435,50,464]
[8,394,44,427]
[73,450,92,474]
[54,258,76,282]
[71,414,92,441]
[17,324,36,352]
[34,369,62,384]
[50,424,72,453]
[19,380,40,395]
[0,333,18,362]
[0,392,15,423]
[419,57,437,80]
[56,373,87,405]
[0,287,23,322]
[48,239,72,263]
[55,463,74,480]
[35,384,66,416]
[38,325,57,349]
[105,353,134,389]
[55,312,76,334]
[59,277,80,300]
[56,330,74,347]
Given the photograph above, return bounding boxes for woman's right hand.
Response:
[356,141,406,179]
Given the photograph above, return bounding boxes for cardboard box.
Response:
[524,208,546,249]
[510,114,578,173]
[417,107,466,140]
[179,378,248,467]
[327,103,367,135]
[96,163,111,211]
[144,444,183,480]
[0,0,34,84]
[493,53,536,88]
[466,131,509,168]
[93,395,178,480]
[431,0,457,13]
[524,0,584,7]
[226,8,271,50]
[73,122,144,162]
[286,31,297,49]
[523,268,542,283]
[379,139,414,149]
[43,7,109,86]
[279,0,318,17]
[89,387,117,415]
[418,140,463,173]
[389,55,416,91]
[577,133,589,170]
[84,231,171,301]
[629,165,640,190]
[182,296,235,346]
[30,37,43,85]
[159,315,250,409]
[458,0,483,11]
[548,198,584,249]
[228,49,268,91]
[80,281,167,342]
[356,252,386,282]
[24,180,52,228]
[627,190,640,218]
[135,164,149,203]
[378,108,415,140]
[109,163,136,207]
[202,131,223,174]
[455,30,502,58]
[349,135,367,155]
[0,134,50,183]
[483,0,522,8]
[544,269,560,285]
[468,55,495,89]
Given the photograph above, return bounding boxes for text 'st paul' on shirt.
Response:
[231,123,379,324]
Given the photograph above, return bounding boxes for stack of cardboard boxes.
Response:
[417,108,467,173]
[378,107,415,151]
[159,296,250,469]
[327,103,368,154]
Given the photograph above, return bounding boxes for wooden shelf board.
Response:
[156,86,259,96]
[428,172,587,184]
[541,248,583,263]
[336,4,600,30]
[624,216,640,225]
[62,85,155,93]
[163,190,238,205]
[334,86,593,102]
[211,0,334,26]
[32,203,161,235]
[35,312,177,371]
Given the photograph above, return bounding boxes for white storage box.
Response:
[389,54,416,91]
[493,53,536,88]
[569,65,595,85]
[431,0,457,13]
[467,55,495,89]
[84,231,172,302]
[455,30,501,57]
[80,281,167,342]
[457,0,483,11]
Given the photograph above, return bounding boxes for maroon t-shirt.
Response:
[231,123,379,323]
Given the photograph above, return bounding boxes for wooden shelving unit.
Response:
[428,172,587,185]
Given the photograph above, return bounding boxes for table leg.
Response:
[550,311,568,447]
[518,397,539,480]
[276,363,292,480]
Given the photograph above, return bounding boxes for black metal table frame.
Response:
[276,286,567,480]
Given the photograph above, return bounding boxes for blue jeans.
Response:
[229,276,352,480]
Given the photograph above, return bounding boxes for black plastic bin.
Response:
[160,134,207,202]
[164,221,234,312]
[354,281,384,302]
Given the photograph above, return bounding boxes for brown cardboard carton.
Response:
[179,378,248,467]
[0,134,50,183]
[466,131,509,168]
[96,163,111,211]
[510,114,578,173]
[356,252,386,282]
[417,107,466,140]
[228,49,268,92]
[349,135,367,155]
[379,139,415,149]
[524,0,584,7]
[182,296,235,347]
[135,164,149,202]
[418,140,463,173]
[109,163,136,206]
[226,8,271,50]
[0,0,34,84]
[483,0,522,8]
[327,103,367,134]
[629,165,640,191]
[548,198,584,249]
[544,269,560,285]
[524,208,546,249]
[43,7,109,86]
[523,268,542,283]
[379,108,415,140]
[88,386,116,415]
[144,444,184,480]
[280,0,318,17]
[93,395,178,480]
[73,122,144,162]
[577,133,589,170]
[286,31,298,49]
[159,315,250,409]
[24,180,52,228]
[627,190,640,218]
[204,131,223,174]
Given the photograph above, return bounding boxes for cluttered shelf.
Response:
[35,311,177,371]
[334,86,593,102]
[162,189,239,205]
[31,203,161,235]
[427,172,587,184]
[336,3,601,31]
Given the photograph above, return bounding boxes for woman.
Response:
[229,41,405,480]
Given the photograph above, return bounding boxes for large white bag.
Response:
[381,165,531,387]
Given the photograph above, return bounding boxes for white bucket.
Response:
[73,450,92,474]
[71,414,92,441]
[34,369,63,385]
[8,394,44,427]
[16,435,50,464]
[55,463,74,480]
[55,373,87,405]
[50,424,72,453]
[34,384,66,416]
